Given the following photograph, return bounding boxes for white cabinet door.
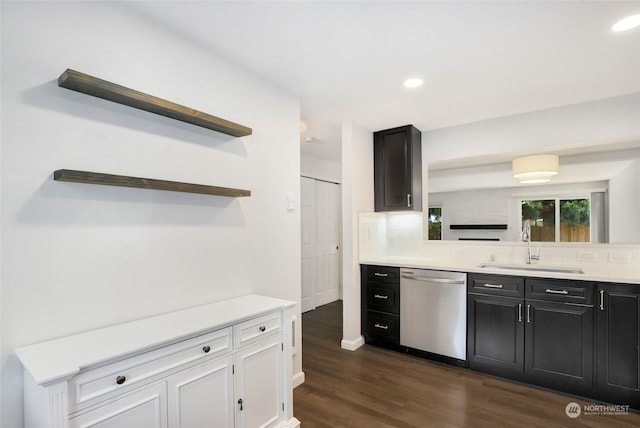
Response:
[167,354,234,428]
[235,335,283,428]
[69,382,167,428]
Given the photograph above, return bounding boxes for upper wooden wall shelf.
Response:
[58,69,252,137]
[54,169,251,198]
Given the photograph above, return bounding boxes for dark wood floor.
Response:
[293,300,640,428]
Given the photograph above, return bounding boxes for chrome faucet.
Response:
[522,220,540,264]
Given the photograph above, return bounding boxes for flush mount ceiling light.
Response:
[403,78,423,88]
[612,14,640,32]
[512,154,559,184]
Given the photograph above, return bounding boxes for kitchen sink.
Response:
[478,263,584,274]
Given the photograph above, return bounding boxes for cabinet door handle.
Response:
[238,398,243,411]
[374,323,389,330]
[407,194,412,208]
[518,304,523,322]
[374,272,389,277]
[116,375,126,385]
[483,283,503,289]
[600,289,605,311]
[527,304,532,323]
[545,289,569,295]
[259,326,266,332]
[374,294,388,300]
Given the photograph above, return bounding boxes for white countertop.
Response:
[14,294,296,386]
[361,257,640,285]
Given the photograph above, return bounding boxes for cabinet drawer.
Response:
[364,265,400,284]
[526,279,594,305]
[468,274,524,298]
[234,311,282,349]
[69,327,231,414]
[364,311,400,344]
[366,282,399,314]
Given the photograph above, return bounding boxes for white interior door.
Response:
[300,177,341,313]
[300,177,317,313]
[315,180,341,307]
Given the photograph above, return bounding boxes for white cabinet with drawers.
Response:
[15,294,300,428]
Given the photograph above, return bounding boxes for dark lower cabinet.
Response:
[596,283,640,408]
[361,265,400,345]
[467,274,597,400]
[525,300,593,395]
[467,293,524,378]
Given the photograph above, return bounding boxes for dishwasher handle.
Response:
[401,274,465,285]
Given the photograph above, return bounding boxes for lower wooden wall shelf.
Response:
[53,169,251,197]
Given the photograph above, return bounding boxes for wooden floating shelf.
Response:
[449,224,508,230]
[58,69,252,137]
[54,169,251,198]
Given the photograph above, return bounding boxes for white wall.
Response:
[340,122,373,350]
[609,160,640,244]
[423,93,640,163]
[301,153,341,183]
[0,3,301,426]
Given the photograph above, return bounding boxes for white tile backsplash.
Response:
[359,211,640,274]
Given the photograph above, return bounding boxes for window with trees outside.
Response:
[428,206,442,240]
[521,198,590,243]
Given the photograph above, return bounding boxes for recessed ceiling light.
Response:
[403,78,423,88]
[612,14,640,32]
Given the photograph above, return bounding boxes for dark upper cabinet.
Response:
[374,125,422,212]
[596,283,640,409]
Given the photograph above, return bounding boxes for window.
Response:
[521,198,590,243]
[428,205,442,240]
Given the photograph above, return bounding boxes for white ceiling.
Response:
[126,1,640,170]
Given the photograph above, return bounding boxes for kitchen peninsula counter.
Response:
[360,256,640,284]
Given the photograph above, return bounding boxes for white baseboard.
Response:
[292,371,305,388]
[340,335,364,351]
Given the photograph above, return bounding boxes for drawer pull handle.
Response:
[374,273,389,277]
[483,283,503,289]
[259,326,266,332]
[116,376,126,385]
[518,303,523,322]
[545,289,569,295]
[374,294,388,300]
[374,323,389,330]
[202,345,211,353]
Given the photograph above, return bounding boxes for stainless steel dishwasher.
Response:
[400,268,467,361]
